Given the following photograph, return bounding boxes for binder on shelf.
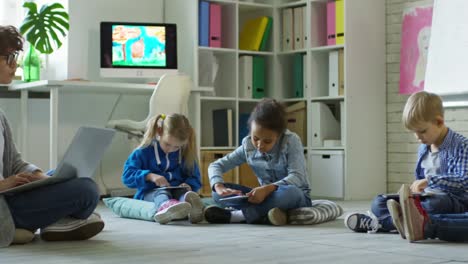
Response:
[259,17,272,51]
[252,56,265,99]
[209,3,222,48]
[293,54,303,98]
[238,113,250,145]
[310,102,341,147]
[302,6,308,46]
[303,53,308,98]
[338,49,344,96]
[293,7,304,50]
[239,16,269,51]
[212,108,233,147]
[340,101,345,146]
[198,1,210,47]
[282,8,294,51]
[326,1,336,46]
[335,0,345,44]
[329,50,339,97]
[239,56,253,99]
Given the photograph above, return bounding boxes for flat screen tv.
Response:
[100,22,177,78]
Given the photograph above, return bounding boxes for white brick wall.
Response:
[386,0,468,192]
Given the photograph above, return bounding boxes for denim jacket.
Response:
[208,130,311,198]
[415,128,468,193]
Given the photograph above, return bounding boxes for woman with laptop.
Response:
[0,25,104,247]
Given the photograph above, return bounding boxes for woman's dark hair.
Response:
[248,98,287,135]
[0,25,23,54]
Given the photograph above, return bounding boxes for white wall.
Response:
[386,0,468,192]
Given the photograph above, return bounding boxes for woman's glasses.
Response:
[1,52,19,66]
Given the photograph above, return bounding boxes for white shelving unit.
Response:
[165,0,386,200]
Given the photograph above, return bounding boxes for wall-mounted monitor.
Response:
[100,22,177,79]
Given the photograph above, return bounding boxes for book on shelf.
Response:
[198,1,210,47]
[212,108,233,147]
[239,16,270,51]
[293,7,304,50]
[282,8,294,51]
[238,113,250,145]
[335,0,345,44]
[239,56,253,99]
[293,54,303,98]
[209,3,222,47]
[327,1,336,45]
[329,50,339,97]
[259,17,272,51]
[252,56,265,99]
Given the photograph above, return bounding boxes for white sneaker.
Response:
[183,191,204,223]
[40,212,104,241]
[154,201,191,224]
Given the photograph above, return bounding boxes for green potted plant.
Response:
[19,2,69,82]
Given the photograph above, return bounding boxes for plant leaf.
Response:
[20,2,70,54]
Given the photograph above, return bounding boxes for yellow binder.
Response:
[239,16,269,51]
[336,0,345,44]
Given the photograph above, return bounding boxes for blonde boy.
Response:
[345,91,468,234]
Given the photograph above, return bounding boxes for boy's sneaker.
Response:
[40,212,104,241]
[344,211,380,233]
[268,207,287,226]
[183,191,204,223]
[399,184,429,242]
[204,205,231,223]
[154,199,191,224]
[386,199,406,239]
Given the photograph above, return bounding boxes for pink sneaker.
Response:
[154,199,191,224]
[399,184,429,242]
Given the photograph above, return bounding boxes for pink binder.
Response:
[209,3,222,47]
[327,1,336,46]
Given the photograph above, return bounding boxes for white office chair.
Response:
[106,73,192,140]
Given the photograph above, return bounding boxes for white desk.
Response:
[8,80,156,168]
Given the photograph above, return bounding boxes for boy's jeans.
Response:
[212,183,312,223]
[6,178,100,231]
[371,191,468,231]
[427,213,468,242]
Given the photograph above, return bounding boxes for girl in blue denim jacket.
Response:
[122,113,203,224]
[205,98,312,225]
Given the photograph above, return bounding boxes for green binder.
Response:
[293,54,303,98]
[252,56,265,99]
[259,17,272,51]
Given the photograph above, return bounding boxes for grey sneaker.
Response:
[183,191,204,223]
[154,200,191,224]
[40,212,104,241]
[268,208,287,226]
[387,199,406,239]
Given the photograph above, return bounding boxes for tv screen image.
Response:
[100,22,177,78]
[111,25,166,67]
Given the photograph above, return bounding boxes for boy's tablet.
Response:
[382,192,433,199]
[219,195,249,202]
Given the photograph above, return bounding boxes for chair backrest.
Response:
[145,73,192,123]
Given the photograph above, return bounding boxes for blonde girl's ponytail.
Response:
[182,124,198,173]
[138,114,165,149]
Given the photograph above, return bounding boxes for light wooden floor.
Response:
[2,201,468,264]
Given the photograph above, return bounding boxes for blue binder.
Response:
[199,1,210,47]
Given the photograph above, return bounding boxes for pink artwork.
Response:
[399,2,433,94]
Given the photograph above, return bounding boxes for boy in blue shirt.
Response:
[345,91,468,234]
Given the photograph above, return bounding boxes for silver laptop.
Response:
[0,126,115,195]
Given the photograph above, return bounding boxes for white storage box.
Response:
[309,150,344,199]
